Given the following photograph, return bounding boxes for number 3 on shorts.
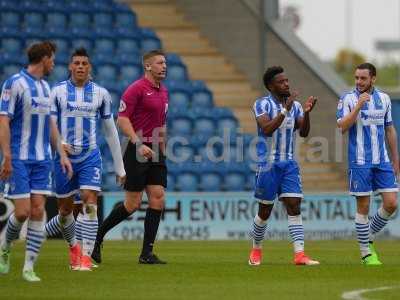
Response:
[93,167,101,181]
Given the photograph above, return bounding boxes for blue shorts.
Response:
[4,159,52,199]
[349,164,398,196]
[54,148,102,198]
[254,160,303,203]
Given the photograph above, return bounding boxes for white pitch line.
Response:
[342,286,397,300]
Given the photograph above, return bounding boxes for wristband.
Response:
[281,108,288,116]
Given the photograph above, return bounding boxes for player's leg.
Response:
[368,165,398,261]
[0,160,31,275]
[22,193,46,282]
[280,161,318,265]
[93,145,146,264]
[73,196,83,247]
[139,185,166,264]
[248,164,278,266]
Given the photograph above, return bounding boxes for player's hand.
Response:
[62,143,74,155]
[357,92,370,108]
[138,144,155,159]
[285,90,298,111]
[304,96,317,113]
[60,155,73,179]
[393,161,400,178]
[0,155,12,180]
[116,175,126,186]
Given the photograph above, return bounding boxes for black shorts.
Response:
[123,142,167,192]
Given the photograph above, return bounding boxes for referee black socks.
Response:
[96,202,132,243]
[141,208,162,256]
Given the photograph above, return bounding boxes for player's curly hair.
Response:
[27,41,57,64]
[263,66,284,91]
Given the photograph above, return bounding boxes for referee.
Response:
[92,50,168,264]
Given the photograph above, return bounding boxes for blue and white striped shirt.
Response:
[50,79,112,154]
[336,88,392,167]
[0,69,52,161]
[253,94,304,163]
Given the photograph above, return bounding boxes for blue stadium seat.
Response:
[46,12,67,29]
[52,38,69,54]
[217,116,238,135]
[169,116,192,136]
[166,53,183,65]
[69,27,92,39]
[140,28,162,52]
[93,12,113,28]
[20,0,46,13]
[118,52,142,65]
[166,174,175,191]
[176,172,198,191]
[112,1,132,13]
[71,38,92,52]
[173,145,195,164]
[193,117,215,136]
[191,81,213,108]
[119,65,142,82]
[92,2,113,14]
[199,172,222,191]
[1,38,22,53]
[114,12,137,29]
[49,64,68,83]
[116,39,140,54]
[94,39,115,54]
[224,172,246,191]
[0,26,22,39]
[168,63,188,81]
[24,12,44,29]
[0,0,20,11]
[54,51,69,65]
[96,64,118,82]
[2,65,21,78]
[169,90,190,109]
[68,0,93,13]
[69,13,91,28]
[0,52,26,65]
[44,0,68,13]
[212,107,235,119]
[1,11,20,27]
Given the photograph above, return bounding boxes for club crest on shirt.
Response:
[119,100,126,112]
[1,89,11,102]
[337,100,343,110]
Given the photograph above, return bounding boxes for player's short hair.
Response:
[27,41,57,64]
[356,63,376,77]
[71,47,90,60]
[142,49,165,66]
[263,66,284,91]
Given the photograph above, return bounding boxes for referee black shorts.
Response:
[123,142,167,192]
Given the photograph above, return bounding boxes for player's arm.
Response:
[0,115,12,180]
[50,117,73,178]
[337,93,369,133]
[159,125,166,155]
[102,117,126,184]
[296,96,317,138]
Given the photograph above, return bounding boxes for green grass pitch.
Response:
[1,240,399,300]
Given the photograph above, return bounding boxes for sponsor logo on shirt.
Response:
[31,97,51,114]
[65,102,97,116]
[360,111,385,125]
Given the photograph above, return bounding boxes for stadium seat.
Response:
[24,12,45,29]
[2,64,21,78]
[217,116,238,135]
[71,38,92,52]
[191,81,213,108]
[54,51,69,65]
[49,64,68,83]
[173,145,195,164]
[193,117,215,136]
[46,12,67,29]
[93,12,113,28]
[166,174,175,191]
[68,1,93,13]
[114,12,137,29]
[52,38,69,55]
[94,39,115,55]
[212,107,235,119]
[0,0,20,11]
[199,172,222,191]
[119,65,142,82]
[176,172,198,192]
[169,117,192,136]
[92,52,117,66]
[1,11,20,27]
[20,0,46,13]
[168,63,188,81]
[1,38,22,53]
[69,13,91,29]
[140,28,162,52]
[224,172,246,191]
[118,52,142,65]
[169,90,190,109]
[96,65,118,82]
[116,39,141,54]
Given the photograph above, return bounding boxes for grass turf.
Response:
[1,240,399,300]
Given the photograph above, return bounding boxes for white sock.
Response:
[251,215,267,249]
[288,215,304,253]
[23,219,45,272]
[61,213,77,247]
[355,213,370,257]
[82,204,98,257]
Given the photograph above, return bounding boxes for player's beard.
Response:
[279,90,291,98]
[358,81,373,94]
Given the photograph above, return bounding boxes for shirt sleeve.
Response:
[384,95,393,126]
[0,78,19,118]
[253,99,271,118]
[294,101,304,120]
[118,84,140,119]
[50,87,59,117]
[100,88,112,119]
[336,94,350,122]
